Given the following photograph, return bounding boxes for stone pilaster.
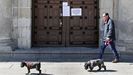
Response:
[0,0,13,51]
[117,0,133,52]
[13,0,31,49]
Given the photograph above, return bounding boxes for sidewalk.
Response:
[0,48,133,75]
[0,62,133,75]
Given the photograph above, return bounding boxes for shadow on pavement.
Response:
[89,70,117,72]
[26,73,53,75]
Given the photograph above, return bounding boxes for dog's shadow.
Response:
[89,70,117,72]
[25,73,53,75]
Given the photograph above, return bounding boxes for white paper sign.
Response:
[63,2,68,6]
[71,8,82,16]
[62,2,70,16]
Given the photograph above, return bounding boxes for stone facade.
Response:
[117,0,133,52]
[12,0,31,49]
[0,0,133,52]
[0,0,13,51]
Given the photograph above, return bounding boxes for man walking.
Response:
[99,13,119,63]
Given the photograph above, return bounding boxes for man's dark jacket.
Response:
[103,18,116,41]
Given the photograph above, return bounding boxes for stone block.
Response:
[18,0,29,7]
[0,37,13,51]
[100,0,113,9]
[12,0,18,7]
[116,46,126,52]
[12,8,18,18]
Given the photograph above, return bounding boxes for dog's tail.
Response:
[36,62,41,70]
[39,62,41,68]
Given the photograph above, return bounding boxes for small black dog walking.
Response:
[84,59,106,72]
[21,61,41,74]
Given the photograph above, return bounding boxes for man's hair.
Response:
[103,13,109,17]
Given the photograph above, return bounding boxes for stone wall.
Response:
[13,0,31,49]
[117,0,133,52]
[0,0,13,51]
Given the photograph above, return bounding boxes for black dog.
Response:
[21,61,41,74]
[84,59,106,71]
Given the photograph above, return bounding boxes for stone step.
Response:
[0,47,133,62]
[4,47,113,54]
[0,52,133,62]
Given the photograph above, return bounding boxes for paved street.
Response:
[0,62,133,75]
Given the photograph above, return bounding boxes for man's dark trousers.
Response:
[99,41,119,60]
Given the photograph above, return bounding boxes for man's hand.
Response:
[104,38,112,45]
[106,37,110,41]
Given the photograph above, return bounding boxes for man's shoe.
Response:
[112,59,119,63]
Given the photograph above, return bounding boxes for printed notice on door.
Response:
[62,2,70,16]
[71,8,82,16]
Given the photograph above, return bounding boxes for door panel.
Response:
[32,0,64,47]
[68,0,98,47]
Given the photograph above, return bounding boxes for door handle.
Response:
[60,20,63,27]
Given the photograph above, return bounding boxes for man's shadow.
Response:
[25,73,53,75]
[88,69,117,72]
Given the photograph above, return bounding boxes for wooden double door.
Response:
[32,0,99,47]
